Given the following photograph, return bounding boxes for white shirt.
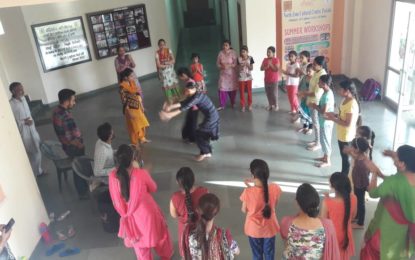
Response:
[286,62,300,86]
[93,139,115,177]
[9,97,41,154]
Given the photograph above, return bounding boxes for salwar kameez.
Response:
[156,48,182,103]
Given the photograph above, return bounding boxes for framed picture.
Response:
[86,4,151,59]
[31,16,91,72]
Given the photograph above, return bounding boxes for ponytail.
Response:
[330,172,352,250]
[340,79,362,126]
[250,159,271,219]
[176,167,196,223]
[115,144,133,201]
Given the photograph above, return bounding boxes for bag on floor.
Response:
[360,79,381,101]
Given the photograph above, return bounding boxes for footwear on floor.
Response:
[59,248,81,257]
[217,107,224,111]
[56,231,68,241]
[45,242,65,256]
[307,145,321,151]
[194,153,211,162]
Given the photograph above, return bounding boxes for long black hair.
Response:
[313,56,328,72]
[177,67,193,79]
[250,159,271,219]
[330,172,352,250]
[194,193,220,259]
[296,183,320,217]
[357,125,375,160]
[115,144,133,201]
[176,167,197,223]
[340,79,362,126]
[351,137,370,154]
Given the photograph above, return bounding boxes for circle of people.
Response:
[6,38,415,260]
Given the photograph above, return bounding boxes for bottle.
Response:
[39,222,52,244]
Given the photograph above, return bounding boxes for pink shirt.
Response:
[240,183,282,238]
[262,57,280,84]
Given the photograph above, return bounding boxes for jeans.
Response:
[338,140,351,175]
[248,236,276,260]
[354,187,366,225]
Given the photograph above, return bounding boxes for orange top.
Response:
[191,63,204,82]
[240,183,282,238]
[324,194,357,257]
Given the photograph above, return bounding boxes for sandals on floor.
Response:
[56,231,68,241]
[45,242,65,256]
[59,248,81,257]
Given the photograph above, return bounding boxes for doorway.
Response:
[385,0,415,148]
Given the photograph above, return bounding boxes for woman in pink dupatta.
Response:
[108,144,173,260]
[280,183,340,260]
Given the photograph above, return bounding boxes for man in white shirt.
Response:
[9,82,44,177]
[94,122,115,178]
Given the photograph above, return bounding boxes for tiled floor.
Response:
[30,26,409,260]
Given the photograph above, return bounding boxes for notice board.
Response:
[86,4,151,59]
[32,17,92,72]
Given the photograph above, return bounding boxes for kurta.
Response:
[156,48,182,103]
[108,168,171,248]
[361,173,415,259]
[119,80,149,145]
[216,50,238,91]
[9,97,42,175]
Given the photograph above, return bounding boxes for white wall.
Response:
[0,7,46,101]
[244,0,276,89]
[342,0,392,87]
[0,0,172,104]
[0,82,49,257]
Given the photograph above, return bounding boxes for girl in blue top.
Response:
[310,74,335,167]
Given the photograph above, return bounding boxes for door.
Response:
[387,1,415,148]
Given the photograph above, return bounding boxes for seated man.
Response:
[93,122,115,186]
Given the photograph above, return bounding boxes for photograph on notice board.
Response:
[32,16,91,71]
[87,4,151,59]
[113,11,124,20]
[104,22,115,31]
[93,24,104,33]
[103,13,112,22]
[99,48,109,57]
[90,15,103,24]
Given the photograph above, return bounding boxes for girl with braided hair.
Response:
[240,159,282,259]
[170,167,208,257]
[183,193,240,259]
[320,172,357,259]
[108,144,173,259]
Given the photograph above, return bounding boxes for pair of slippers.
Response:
[56,226,76,241]
[45,243,80,257]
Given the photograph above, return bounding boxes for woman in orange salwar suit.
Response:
[119,68,149,145]
[109,144,173,260]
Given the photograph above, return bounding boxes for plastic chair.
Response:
[72,156,104,192]
[40,140,72,192]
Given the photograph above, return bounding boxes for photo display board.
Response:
[86,4,151,59]
[31,17,92,72]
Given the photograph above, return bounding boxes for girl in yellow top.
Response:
[298,56,327,151]
[325,80,360,175]
[119,68,150,145]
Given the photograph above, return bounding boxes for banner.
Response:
[281,0,334,67]
[32,17,91,72]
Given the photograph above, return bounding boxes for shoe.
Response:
[304,129,313,135]
[45,242,65,256]
[307,145,321,151]
[67,226,76,238]
[315,162,331,168]
[194,153,211,162]
[217,107,224,111]
[57,210,71,222]
[59,248,81,257]
[56,231,68,241]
